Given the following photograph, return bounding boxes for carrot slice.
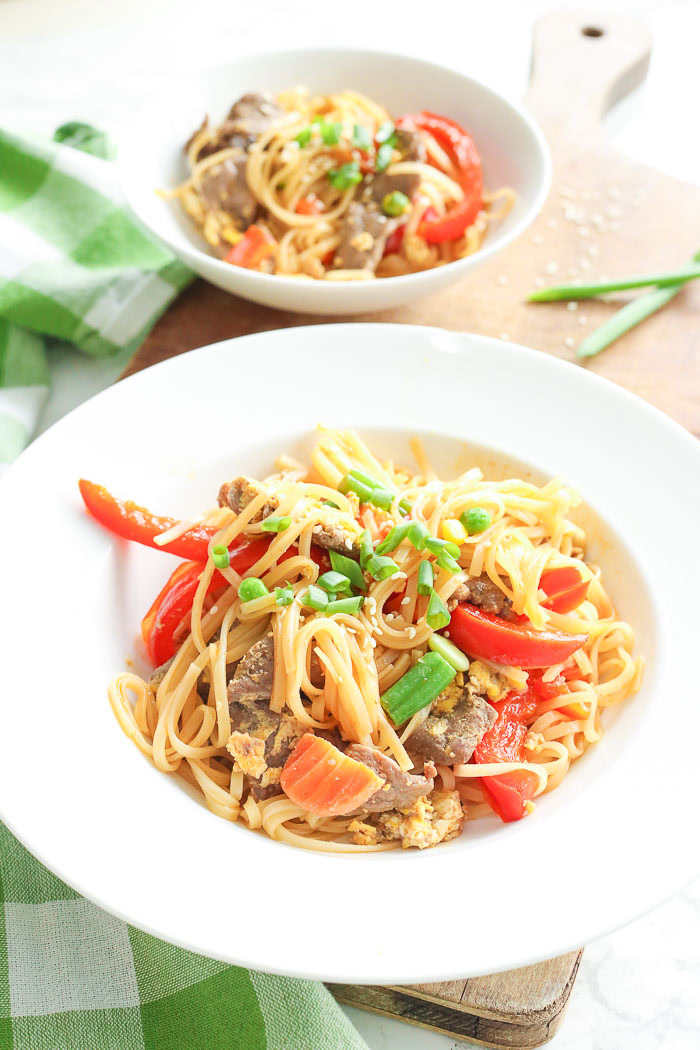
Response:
[280,734,383,817]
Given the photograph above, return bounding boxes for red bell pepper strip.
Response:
[223,225,276,269]
[473,689,541,822]
[141,561,222,666]
[396,112,482,243]
[449,603,587,669]
[296,195,324,216]
[383,223,406,256]
[540,567,589,614]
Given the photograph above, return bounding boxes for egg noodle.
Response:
[166,88,515,279]
[110,428,643,853]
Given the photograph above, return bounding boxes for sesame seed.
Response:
[606,204,622,218]
[559,187,576,198]
[564,336,575,348]
[345,538,353,549]
[587,244,599,257]
[578,316,588,326]
[546,217,558,228]
[590,213,604,226]
[577,226,590,237]
[444,631,450,639]
[313,524,322,533]
[497,274,509,285]
[534,276,545,287]
[532,234,544,246]
[499,332,510,341]
[408,627,417,639]
[579,257,591,270]
[610,220,621,232]
[401,596,411,606]
[545,261,558,275]
[567,301,578,311]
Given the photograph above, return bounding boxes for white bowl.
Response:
[1,325,699,984]
[118,48,550,315]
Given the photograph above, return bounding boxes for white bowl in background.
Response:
[118,48,550,314]
[0,325,699,984]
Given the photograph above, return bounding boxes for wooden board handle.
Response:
[525,10,652,142]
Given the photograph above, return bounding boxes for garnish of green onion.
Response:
[338,472,395,511]
[527,263,700,302]
[399,497,413,516]
[382,191,410,217]
[295,127,312,147]
[359,528,374,569]
[366,554,401,581]
[461,507,492,535]
[321,498,340,509]
[317,570,352,594]
[352,124,372,150]
[425,536,461,560]
[417,559,434,596]
[260,515,291,533]
[239,577,269,602]
[329,549,368,592]
[274,584,294,607]
[380,651,457,725]
[375,142,394,173]
[426,588,451,630]
[211,544,230,569]
[407,521,430,550]
[374,521,411,556]
[321,120,343,146]
[577,283,689,359]
[328,162,362,189]
[436,549,461,574]
[326,595,365,615]
[347,467,383,489]
[428,633,470,672]
[375,121,396,144]
[302,584,329,611]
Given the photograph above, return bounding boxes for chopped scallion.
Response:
[426,588,451,630]
[407,521,430,550]
[260,515,291,533]
[424,536,461,559]
[436,549,461,574]
[375,142,393,173]
[329,549,368,592]
[366,554,401,581]
[295,127,312,147]
[328,162,362,189]
[338,472,395,511]
[321,498,340,509]
[359,528,374,569]
[274,584,294,606]
[321,120,343,146]
[428,633,470,671]
[239,577,269,602]
[352,124,372,150]
[374,521,411,556]
[375,121,396,144]
[399,497,413,516]
[302,584,329,611]
[417,559,434,596]
[348,467,383,489]
[380,651,457,725]
[318,570,352,594]
[211,544,230,569]
[326,595,365,615]
[528,264,700,302]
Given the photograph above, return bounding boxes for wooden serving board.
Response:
[123,10,700,1047]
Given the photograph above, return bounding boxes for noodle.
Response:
[108,427,643,852]
[164,88,515,279]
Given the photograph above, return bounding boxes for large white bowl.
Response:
[1,325,699,984]
[118,48,550,315]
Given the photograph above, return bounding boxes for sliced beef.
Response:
[408,692,497,765]
[187,91,282,161]
[199,154,258,232]
[217,475,277,521]
[333,172,421,272]
[227,635,305,800]
[311,505,362,559]
[394,127,426,163]
[450,575,512,618]
[147,657,174,692]
[345,744,435,813]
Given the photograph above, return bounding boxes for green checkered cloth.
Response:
[0,128,369,1049]
[0,123,193,470]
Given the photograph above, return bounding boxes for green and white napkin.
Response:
[0,127,369,1050]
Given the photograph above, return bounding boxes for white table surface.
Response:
[2,0,699,1046]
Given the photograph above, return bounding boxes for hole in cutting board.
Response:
[581,26,604,37]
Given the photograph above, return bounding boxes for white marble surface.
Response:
[2,0,699,1046]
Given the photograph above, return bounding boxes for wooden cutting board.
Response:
[123,10,699,1047]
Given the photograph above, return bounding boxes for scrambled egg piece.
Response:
[433,675,465,714]
[349,790,465,850]
[468,660,510,702]
[226,732,267,778]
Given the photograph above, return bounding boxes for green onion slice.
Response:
[239,577,269,602]
[260,515,291,533]
[295,127,312,147]
[329,549,368,592]
[380,651,457,725]
[318,570,352,594]
[302,584,329,611]
[339,472,394,511]
[274,584,294,607]
[417,559,434,596]
[375,142,394,173]
[211,544,230,569]
[359,528,374,569]
[436,549,461,574]
[328,162,362,189]
[407,521,430,550]
[398,497,413,516]
[428,633,470,671]
[374,521,411,556]
[424,536,461,559]
[321,120,343,145]
[352,124,372,150]
[375,121,396,144]
[527,263,700,302]
[426,588,451,630]
[326,595,365,615]
[366,554,401,581]
[321,498,340,509]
